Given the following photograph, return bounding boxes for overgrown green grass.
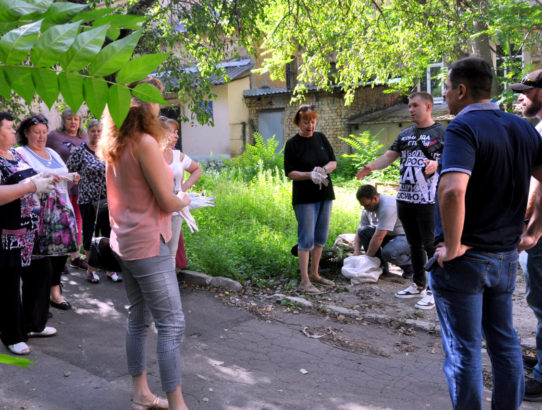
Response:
[183,165,361,283]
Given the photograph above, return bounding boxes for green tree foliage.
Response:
[123,0,265,125]
[340,131,399,183]
[257,0,542,103]
[0,0,168,127]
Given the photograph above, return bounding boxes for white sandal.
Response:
[8,342,30,355]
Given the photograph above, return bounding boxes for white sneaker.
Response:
[395,283,426,299]
[415,291,435,310]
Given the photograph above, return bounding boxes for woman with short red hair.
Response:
[284,105,337,294]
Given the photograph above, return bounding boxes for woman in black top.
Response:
[284,105,337,294]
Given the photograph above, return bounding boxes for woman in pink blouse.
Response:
[99,78,190,410]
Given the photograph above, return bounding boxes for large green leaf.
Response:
[108,84,131,129]
[61,24,109,72]
[32,69,58,109]
[5,66,35,104]
[131,82,168,105]
[83,77,108,119]
[42,2,88,25]
[58,71,84,113]
[0,67,11,98]
[116,54,169,84]
[31,21,81,67]
[88,31,141,77]
[0,0,52,22]
[93,14,147,30]
[0,354,35,368]
[0,20,42,65]
[72,8,115,24]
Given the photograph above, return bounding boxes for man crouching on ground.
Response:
[353,184,411,277]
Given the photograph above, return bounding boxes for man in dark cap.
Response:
[511,68,542,402]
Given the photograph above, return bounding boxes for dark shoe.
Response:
[291,244,298,257]
[525,378,542,402]
[70,257,88,270]
[50,299,71,310]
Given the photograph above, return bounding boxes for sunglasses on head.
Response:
[299,105,316,111]
[521,76,542,87]
[30,117,48,125]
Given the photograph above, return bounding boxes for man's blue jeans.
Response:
[429,249,524,410]
[526,239,542,383]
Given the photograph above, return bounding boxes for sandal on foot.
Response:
[310,276,335,286]
[132,395,168,410]
[87,271,100,283]
[7,342,30,355]
[298,284,322,294]
[28,326,57,337]
[106,272,122,282]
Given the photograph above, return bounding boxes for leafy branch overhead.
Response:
[0,0,169,127]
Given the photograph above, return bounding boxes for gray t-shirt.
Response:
[358,194,405,236]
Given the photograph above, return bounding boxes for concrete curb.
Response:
[182,277,536,353]
[177,269,243,292]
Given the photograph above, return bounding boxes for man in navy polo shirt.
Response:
[431,57,542,409]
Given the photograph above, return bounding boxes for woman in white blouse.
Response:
[160,117,202,264]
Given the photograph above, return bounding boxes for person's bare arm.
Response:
[366,230,388,257]
[287,170,311,181]
[356,151,400,180]
[134,135,190,213]
[435,172,471,265]
[0,182,35,206]
[181,159,202,192]
[520,169,542,252]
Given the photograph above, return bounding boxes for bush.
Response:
[183,167,361,283]
[221,132,284,181]
[339,131,399,183]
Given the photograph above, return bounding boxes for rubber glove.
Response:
[28,173,55,194]
[187,193,215,210]
[310,171,329,189]
[178,206,199,233]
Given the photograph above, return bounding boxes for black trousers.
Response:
[357,226,394,272]
[50,255,68,287]
[80,203,111,252]
[0,261,51,346]
[396,201,436,288]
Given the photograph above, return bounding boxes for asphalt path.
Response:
[0,268,538,410]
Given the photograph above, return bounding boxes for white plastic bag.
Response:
[341,255,383,284]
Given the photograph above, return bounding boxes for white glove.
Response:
[28,173,55,194]
[178,206,199,233]
[310,171,329,189]
[187,193,215,210]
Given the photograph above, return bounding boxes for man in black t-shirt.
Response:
[357,92,444,310]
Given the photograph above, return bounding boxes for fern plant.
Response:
[339,131,399,183]
[223,132,284,180]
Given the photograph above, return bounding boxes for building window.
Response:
[286,57,297,90]
[419,62,444,103]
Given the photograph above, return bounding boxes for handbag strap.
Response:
[92,186,105,239]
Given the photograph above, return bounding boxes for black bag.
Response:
[88,237,121,272]
[87,187,121,272]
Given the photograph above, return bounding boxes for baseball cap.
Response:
[510,69,542,92]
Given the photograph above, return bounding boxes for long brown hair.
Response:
[98,78,167,164]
